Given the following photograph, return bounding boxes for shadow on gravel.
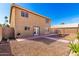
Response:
[27,34,69,45]
[0,40,14,56]
[28,37,56,45]
[48,34,69,39]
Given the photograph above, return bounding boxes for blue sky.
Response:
[0,3,79,25]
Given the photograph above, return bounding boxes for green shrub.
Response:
[69,43,79,55]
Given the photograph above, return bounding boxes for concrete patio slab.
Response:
[44,37,69,43]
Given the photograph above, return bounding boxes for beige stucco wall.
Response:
[10,6,50,38]
[10,7,16,28]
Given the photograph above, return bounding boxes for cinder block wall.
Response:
[50,27,79,34]
[2,27,14,39]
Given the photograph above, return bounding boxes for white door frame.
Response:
[33,26,40,36]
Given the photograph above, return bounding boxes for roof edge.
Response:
[12,3,50,18]
[9,3,51,23]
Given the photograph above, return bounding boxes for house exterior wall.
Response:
[10,5,50,38]
[10,7,16,28]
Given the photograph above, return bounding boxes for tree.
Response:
[0,24,2,27]
[61,22,65,25]
[5,16,8,20]
[4,16,8,24]
[4,16,9,27]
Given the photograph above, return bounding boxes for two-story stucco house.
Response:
[9,4,51,38]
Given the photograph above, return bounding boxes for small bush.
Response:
[69,43,79,55]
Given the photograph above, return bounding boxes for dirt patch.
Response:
[48,34,77,41]
[64,34,77,41]
[10,38,70,56]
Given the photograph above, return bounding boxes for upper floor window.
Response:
[25,13,28,17]
[46,18,49,23]
[21,12,25,17]
[21,11,28,17]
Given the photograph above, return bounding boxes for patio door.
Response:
[33,26,40,36]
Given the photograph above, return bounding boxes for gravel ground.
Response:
[47,34,76,41]
[0,42,13,56]
[10,38,70,56]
